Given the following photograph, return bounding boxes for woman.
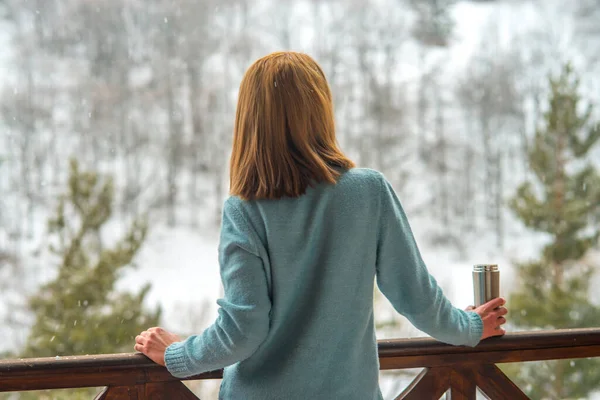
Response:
[134,52,507,399]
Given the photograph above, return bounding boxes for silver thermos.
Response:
[473,264,500,307]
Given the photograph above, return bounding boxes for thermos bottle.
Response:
[473,264,500,307]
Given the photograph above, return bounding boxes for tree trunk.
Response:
[164,26,181,227]
[434,90,449,228]
[187,61,203,228]
[417,47,428,161]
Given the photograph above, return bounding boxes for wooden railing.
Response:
[1,328,599,399]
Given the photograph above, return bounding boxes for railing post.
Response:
[474,364,528,400]
[144,382,200,399]
[95,382,200,400]
[395,367,451,399]
[446,367,476,400]
[95,386,144,399]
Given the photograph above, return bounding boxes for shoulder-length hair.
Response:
[229,51,355,200]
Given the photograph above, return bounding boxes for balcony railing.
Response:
[1,328,599,399]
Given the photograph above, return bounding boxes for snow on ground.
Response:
[116,225,223,335]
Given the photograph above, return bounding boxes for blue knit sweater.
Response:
[164,168,483,399]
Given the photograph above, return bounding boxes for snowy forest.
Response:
[1,0,600,399]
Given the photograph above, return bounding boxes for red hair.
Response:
[229,52,354,200]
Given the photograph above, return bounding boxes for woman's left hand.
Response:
[135,327,182,366]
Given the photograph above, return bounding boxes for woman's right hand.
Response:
[466,297,508,340]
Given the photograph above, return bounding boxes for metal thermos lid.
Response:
[473,264,498,272]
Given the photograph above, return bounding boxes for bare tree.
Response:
[574,0,600,66]
[408,0,456,160]
[179,0,229,227]
[340,2,414,195]
[455,23,525,249]
[0,0,56,239]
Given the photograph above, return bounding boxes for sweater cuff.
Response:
[165,341,192,378]
[466,311,483,347]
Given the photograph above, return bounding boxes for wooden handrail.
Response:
[378,327,600,368]
[1,328,599,399]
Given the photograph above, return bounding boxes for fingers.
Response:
[492,327,506,337]
[484,297,506,311]
[135,327,172,355]
[479,303,508,340]
[483,323,506,340]
[142,327,164,341]
[135,335,147,352]
[488,315,507,339]
[135,327,166,348]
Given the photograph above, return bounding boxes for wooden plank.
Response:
[379,344,600,369]
[0,353,151,373]
[378,328,600,359]
[1,329,597,374]
[1,328,599,393]
[94,385,144,400]
[146,368,223,382]
[144,382,200,399]
[93,383,199,400]
[3,343,598,389]
[394,367,450,400]
[446,367,476,400]
[0,366,223,392]
[0,368,150,392]
[3,342,599,391]
[95,387,110,400]
[475,364,529,400]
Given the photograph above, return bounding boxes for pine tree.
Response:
[505,64,600,399]
[23,159,160,358]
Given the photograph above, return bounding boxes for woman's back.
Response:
[223,168,383,399]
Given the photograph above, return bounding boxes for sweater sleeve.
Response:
[375,175,482,347]
[164,199,271,378]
